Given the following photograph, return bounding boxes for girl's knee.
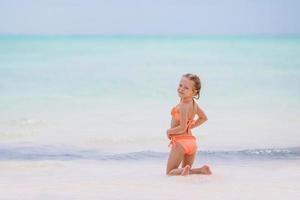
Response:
[166,167,173,175]
[166,168,176,176]
[166,168,172,175]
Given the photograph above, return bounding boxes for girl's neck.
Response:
[180,97,193,103]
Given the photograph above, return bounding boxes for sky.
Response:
[0,0,299,35]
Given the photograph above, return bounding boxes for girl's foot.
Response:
[181,165,191,176]
[201,165,212,175]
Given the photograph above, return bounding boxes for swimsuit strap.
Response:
[184,119,196,132]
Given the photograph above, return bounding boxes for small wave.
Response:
[0,146,299,161]
[0,146,165,161]
[12,118,45,127]
[202,147,300,160]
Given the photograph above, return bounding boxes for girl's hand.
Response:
[166,131,171,139]
[187,129,192,135]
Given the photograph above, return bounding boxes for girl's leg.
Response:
[182,153,212,175]
[189,165,212,175]
[182,153,196,168]
[166,144,185,175]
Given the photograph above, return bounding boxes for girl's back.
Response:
[170,100,198,130]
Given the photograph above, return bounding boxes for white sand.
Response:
[0,160,299,200]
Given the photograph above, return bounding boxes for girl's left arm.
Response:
[190,104,208,129]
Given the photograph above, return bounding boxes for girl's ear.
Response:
[193,89,197,96]
[194,90,199,98]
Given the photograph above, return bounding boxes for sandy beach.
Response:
[1,159,299,200]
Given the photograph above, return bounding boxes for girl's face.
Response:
[177,77,196,99]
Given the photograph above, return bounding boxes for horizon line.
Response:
[1,33,300,38]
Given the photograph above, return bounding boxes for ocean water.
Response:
[1,35,299,152]
[0,35,300,199]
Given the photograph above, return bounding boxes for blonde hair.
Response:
[182,73,201,99]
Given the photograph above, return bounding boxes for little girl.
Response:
[166,73,212,176]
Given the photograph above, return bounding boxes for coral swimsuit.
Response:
[169,106,197,155]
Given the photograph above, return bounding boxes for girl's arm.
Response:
[190,104,208,129]
[167,103,189,135]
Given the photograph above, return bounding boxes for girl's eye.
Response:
[184,87,188,90]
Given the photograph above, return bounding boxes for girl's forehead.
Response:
[180,77,194,87]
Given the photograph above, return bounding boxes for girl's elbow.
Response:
[198,113,208,122]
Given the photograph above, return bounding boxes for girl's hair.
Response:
[182,73,201,99]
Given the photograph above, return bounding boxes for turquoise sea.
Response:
[1,35,300,200]
[0,35,300,154]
